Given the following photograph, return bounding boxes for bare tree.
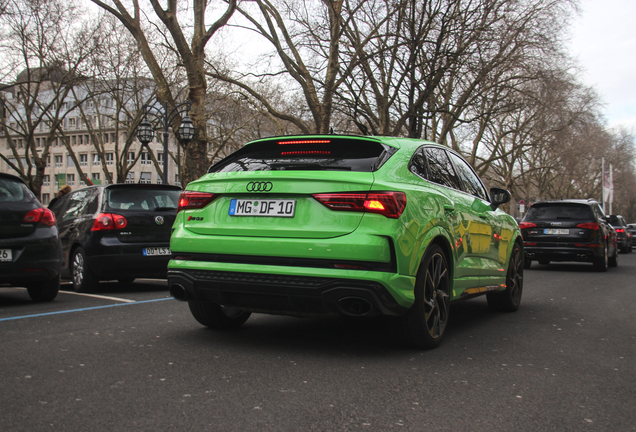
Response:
[90,0,237,185]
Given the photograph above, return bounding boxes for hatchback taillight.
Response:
[615,228,624,233]
[23,208,56,227]
[91,213,128,231]
[312,192,407,219]
[519,222,536,229]
[577,223,599,230]
[178,192,219,211]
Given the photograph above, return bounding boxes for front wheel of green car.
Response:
[188,301,252,329]
[398,244,451,349]
[487,243,523,312]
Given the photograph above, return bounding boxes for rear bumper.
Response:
[524,245,603,263]
[82,237,171,280]
[167,268,410,317]
[0,231,61,287]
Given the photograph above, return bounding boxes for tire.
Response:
[593,242,608,272]
[523,259,532,269]
[397,244,451,349]
[117,277,135,284]
[487,243,523,312]
[609,247,618,268]
[188,301,251,329]
[27,276,60,302]
[72,247,98,293]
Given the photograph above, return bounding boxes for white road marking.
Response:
[61,291,136,303]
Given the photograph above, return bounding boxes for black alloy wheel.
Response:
[72,247,98,293]
[487,243,523,312]
[399,244,451,349]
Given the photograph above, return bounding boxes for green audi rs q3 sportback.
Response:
[168,135,524,348]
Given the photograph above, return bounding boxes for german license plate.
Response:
[544,229,569,235]
[229,199,296,217]
[143,247,171,256]
[0,249,12,262]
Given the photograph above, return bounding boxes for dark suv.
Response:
[520,199,617,271]
[0,173,62,301]
[608,215,632,253]
[50,184,181,292]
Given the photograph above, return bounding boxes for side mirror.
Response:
[490,187,511,210]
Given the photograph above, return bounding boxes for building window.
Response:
[79,154,88,166]
[66,174,75,186]
[125,172,135,184]
[110,133,116,143]
[174,174,180,186]
[85,134,89,145]
[79,135,83,145]
[36,138,41,148]
[55,155,63,167]
[104,133,109,143]
[158,153,164,164]
[92,173,100,181]
[46,156,50,167]
[105,153,114,165]
[72,136,77,146]
[43,175,50,186]
[127,152,135,165]
[93,153,100,165]
[69,118,76,129]
[140,172,152,184]
[67,155,74,167]
[42,193,50,205]
[141,152,151,165]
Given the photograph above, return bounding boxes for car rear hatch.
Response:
[521,203,601,245]
[181,136,397,239]
[104,185,181,243]
[0,176,41,239]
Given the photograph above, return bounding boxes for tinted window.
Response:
[409,148,428,178]
[107,188,180,211]
[0,177,37,204]
[525,204,594,221]
[423,147,461,189]
[209,138,393,173]
[608,215,626,226]
[447,152,488,200]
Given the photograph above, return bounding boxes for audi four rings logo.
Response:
[246,181,273,192]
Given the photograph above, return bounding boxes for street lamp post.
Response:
[136,100,195,185]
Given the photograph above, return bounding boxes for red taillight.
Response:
[280,151,331,156]
[312,192,406,219]
[91,213,127,231]
[577,223,599,230]
[177,191,218,212]
[615,228,624,233]
[519,222,536,229]
[23,208,56,227]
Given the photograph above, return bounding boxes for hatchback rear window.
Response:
[525,204,594,221]
[0,177,36,203]
[608,216,624,226]
[107,188,181,211]
[208,138,395,173]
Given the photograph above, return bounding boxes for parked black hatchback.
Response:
[50,184,181,292]
[520,199,617,271]
[607,215,632,253]
[0,173,62,301]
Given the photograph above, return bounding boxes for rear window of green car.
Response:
[208,138,394,173]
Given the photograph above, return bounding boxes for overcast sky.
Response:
[568,0,636,131]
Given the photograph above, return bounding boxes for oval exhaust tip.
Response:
[170,283,188,301]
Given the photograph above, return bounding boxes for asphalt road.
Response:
[1,255,635,431]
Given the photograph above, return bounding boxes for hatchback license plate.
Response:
[229,199,296,217]
[143,247,171,256]
[0,248,12,262]
[544,229,569,235]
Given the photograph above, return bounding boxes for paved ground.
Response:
[1,255,635,431]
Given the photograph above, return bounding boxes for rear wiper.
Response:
[271,163,351,171]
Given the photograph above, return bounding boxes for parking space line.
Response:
[0,298,173,322]
[61,291,137,303]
